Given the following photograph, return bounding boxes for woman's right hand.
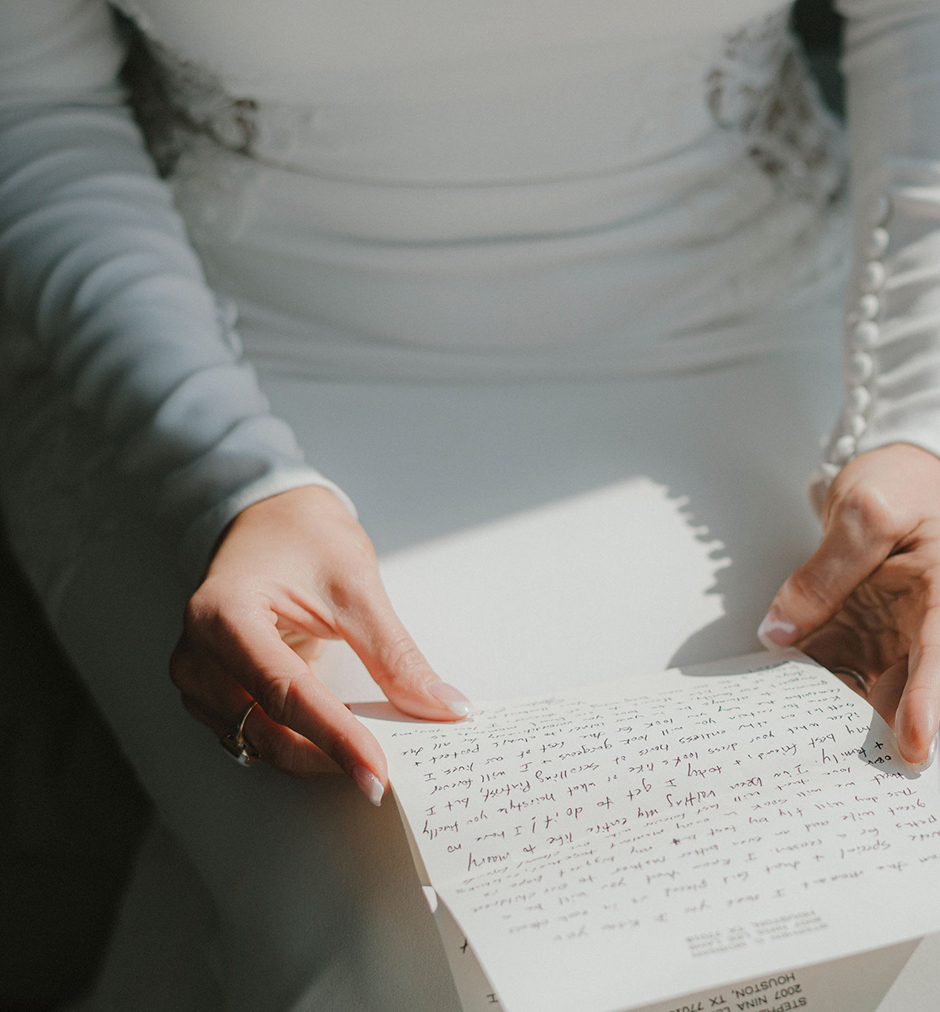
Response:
[169,485,472,803]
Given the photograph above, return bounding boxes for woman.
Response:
[2,0,940,1009]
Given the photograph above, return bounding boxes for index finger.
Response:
[330,570,474,722]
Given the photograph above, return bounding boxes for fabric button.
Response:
[852,321,879,348]
[857,293,880,320]
[849,414,868,438]
[848,385,872,414]
[866,227,889,259]
[834,434,857,460]
[214,296,243,354]
[848,352,874,383]
[215,296,239,331]
[861,261,887,293]
[871,193,891,226]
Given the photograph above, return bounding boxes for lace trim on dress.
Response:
[116,2,848,215]
[112,7,258,178]
[706,9,847,207]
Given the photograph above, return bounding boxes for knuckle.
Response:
[381,633,428,680]
[327,565,380,616]
[318,531,382,603]
[183,579,246,640]
[348,526,379,566]
[334,517,377,560]
[183,582,222,628]
[788,567,839,613]
[257,673,297,727]
[833,482,906,542]
[168,646,190,690]
[168,639,203,692]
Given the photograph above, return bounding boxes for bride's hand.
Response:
[169,486,472,801]
[758,443,940,768]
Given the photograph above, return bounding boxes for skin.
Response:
[171,441,940,798]
[762,442,940,767]
[169,485,471,799]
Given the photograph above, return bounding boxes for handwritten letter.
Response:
[358,654,940,1012]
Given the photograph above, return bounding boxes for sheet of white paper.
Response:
[430,890,918,1012]
[357,653,940,1012]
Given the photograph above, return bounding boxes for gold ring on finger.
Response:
[221,701,262,766]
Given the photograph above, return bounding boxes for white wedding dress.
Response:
[3,1,940,1009]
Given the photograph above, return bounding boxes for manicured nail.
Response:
[906,737,938,774]
[428,682,474,717]
[757,607,799,649]
[353,765,385,807]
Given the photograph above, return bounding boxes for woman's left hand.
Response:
[758,442,940,768]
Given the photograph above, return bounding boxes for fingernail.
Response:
[428,682,474,717]
[757,607,799,649]
[906,737,938,774]
[353,765,385,807]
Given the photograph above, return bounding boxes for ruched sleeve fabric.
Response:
[0,0,354,583]
[818,0,940,490]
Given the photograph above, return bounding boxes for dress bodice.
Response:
[113,0,849,378]
[5,0,940,578]
[118,0,786,104]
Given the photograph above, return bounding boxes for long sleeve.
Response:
[818,0,940,489]
[0,0,353,583]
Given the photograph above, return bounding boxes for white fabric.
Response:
[149,2,848,380]
[0,0,352,586]
[3,1,940,579]
[4,1,940,1010]
[821,0,940,488]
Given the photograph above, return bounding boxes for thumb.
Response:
[334,573,474,721]
[758,508,894,649]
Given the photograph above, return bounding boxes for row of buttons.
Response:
[831,194,891,464]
